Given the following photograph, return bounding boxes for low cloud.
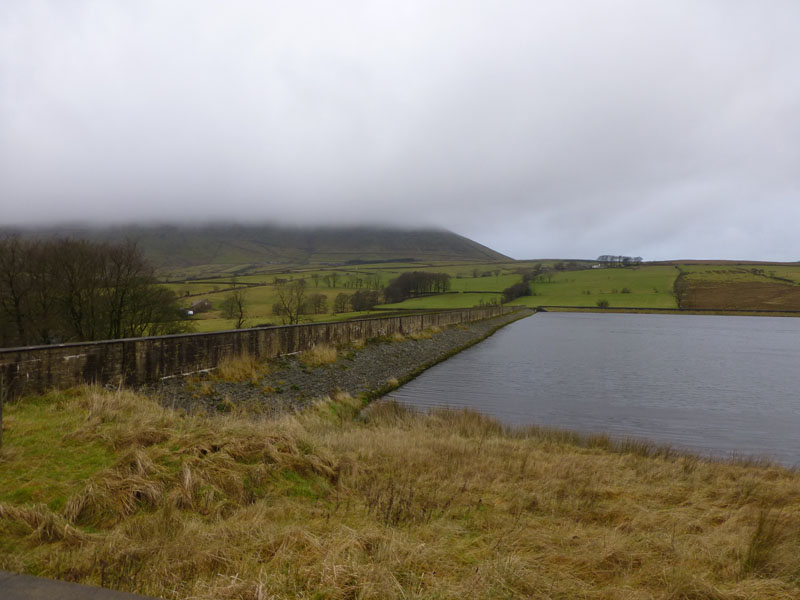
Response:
[1,1,799,260]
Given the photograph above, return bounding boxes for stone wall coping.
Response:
[0,307,512,354]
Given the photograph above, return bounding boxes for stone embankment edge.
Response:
[359,308,535,405]
[0,306,517,401]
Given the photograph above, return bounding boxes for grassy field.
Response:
[163,260,800,333]
[167,260,525,331]
[680,264,800,284]
[1,386,799,599]
[382,266,679,311]
[171,263,680,332]
[677,265,800,311]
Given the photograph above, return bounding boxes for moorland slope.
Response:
[3,224,509,270]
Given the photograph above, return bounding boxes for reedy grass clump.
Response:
[1,389,800,599]
[210,352,268,384]
[299,343,338,367]
[409,329,433,340]
[408,326,443,340]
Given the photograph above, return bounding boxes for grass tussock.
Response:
[409,329,433,340]
[2,390,800,599]
[299,343,338,367]
[408,326,443,340]
[211,352,267,384]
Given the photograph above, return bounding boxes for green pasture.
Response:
[520,265,679,308]
[451,273,520,291]
[177,280,385,330]
[164,263,680,332]
[381,292,503,310]
[382,266,678,310]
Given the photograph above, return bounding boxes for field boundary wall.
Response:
[0,306,516,400]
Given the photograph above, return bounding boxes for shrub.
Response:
[596,299,610,309]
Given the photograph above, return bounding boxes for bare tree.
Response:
[272,280,307,324]
[350,290,380,311]
[221,289,247,329]
[0,237,190,347]
[305,293,328,314]
[333,292,351,314]
[0,237,34,345]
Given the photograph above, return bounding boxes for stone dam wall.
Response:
[0,306,516,400]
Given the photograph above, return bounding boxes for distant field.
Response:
[383,266,679,311]
[678,265,800,311]
[169,259,527,331]
[381,292,503,310]
[177,282,385,330]
[163,260,800,333]
[514,266,678,308]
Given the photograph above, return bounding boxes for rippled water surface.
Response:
[388,312,800,465]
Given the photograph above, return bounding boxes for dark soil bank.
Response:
[154,310,532,416]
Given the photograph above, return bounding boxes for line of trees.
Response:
[332,291,379,314]
[271,271,450,322]
[0,237,190,347]
[596,255,643,267]
[383,271,451,303]
[501,281,532,303]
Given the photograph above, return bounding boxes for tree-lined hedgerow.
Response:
[0,237,190,347]
[501,281,532,303]
[383,271,451,303]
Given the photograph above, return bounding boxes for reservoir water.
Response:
[388,312,800,466]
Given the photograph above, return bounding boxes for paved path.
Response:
[0,571,158,599]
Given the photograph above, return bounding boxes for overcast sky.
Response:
[2,1,799,260]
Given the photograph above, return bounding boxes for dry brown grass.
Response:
[409,328,435,340]
[210,352,267,384]
[2,389,800,599]
[299,343,338,367]
[684,281,800,311]
[410,325,444,340]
